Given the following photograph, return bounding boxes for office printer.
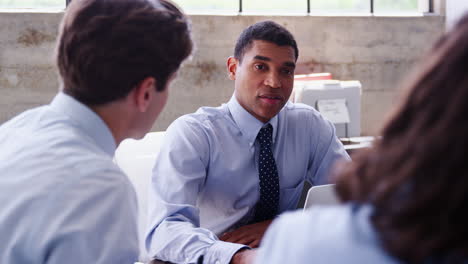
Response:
[292,76,362,138]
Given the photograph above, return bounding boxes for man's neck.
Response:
[90,102,131,146]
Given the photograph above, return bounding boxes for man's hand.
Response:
[230,249,257,264]
[220,220,272,248]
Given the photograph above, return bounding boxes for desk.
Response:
[340,136,373,155]
[149,260,172,264]
[344,142,371,154]
[147,256,204,264]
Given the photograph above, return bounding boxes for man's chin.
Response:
[256,111,281,122]
[264,104,284,116]
[129,129,149,141]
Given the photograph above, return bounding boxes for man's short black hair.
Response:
[234,20,299,62]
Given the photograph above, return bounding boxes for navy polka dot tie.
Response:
[253,124,279,222]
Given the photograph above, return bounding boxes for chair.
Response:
[114,132,165,261]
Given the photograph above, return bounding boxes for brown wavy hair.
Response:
[56,0,192,105]
[335,13,468,264]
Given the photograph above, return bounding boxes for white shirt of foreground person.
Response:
[146,95,349,264]
[0,93,139,264]
[255,204,400,264]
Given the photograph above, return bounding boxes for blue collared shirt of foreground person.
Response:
[0,93,139,264]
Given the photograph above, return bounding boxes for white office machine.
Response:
[293,80,362,138]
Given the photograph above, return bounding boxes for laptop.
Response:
[303,184,340,210]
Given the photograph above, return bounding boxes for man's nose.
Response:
[264,71,281,89]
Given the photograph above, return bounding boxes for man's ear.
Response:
[133,77,156,113]
[227,56,238,81]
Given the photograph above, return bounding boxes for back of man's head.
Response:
[234,20,298,63]
[56,0,192,106]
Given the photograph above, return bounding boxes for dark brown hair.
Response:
[56,0,192,105]
[234,20,299,62]
[335,13,468,264]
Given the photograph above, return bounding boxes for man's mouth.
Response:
[258,95,283,104]
[259,95,282,100]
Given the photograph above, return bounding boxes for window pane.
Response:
[374,0,419,13]
[243,0,306,14]
[309,0,370,13]
[172,0,238,13]
[0,0,64,8]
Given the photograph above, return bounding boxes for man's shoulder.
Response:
[280,101,332,128]
[0,105,46,132]
[1,110,124,183]
[282,101,322,117]
[0,116,132,216]
[49,134,125,183]
[182,104,227,122]
[169,104,230,133]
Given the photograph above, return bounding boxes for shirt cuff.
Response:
[205,240,248,264]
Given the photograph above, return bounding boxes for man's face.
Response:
[228,40,296,123]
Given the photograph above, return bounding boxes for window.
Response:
[373,0,419,13]
[308,0,371,14]
[172,0,237,13]
[173,0,429,14]
[242,0,307,14]
[0,0,64,8]
[0,0,430,14]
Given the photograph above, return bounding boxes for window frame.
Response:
[236,0,433,14]
[9,0,434,14]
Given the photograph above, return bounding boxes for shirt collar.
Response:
[227,95,278,147]
[49,92,117,157]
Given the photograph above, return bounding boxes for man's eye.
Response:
[282,69,293,75]
[255,64,265,70]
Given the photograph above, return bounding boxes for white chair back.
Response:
[114,132,165,261]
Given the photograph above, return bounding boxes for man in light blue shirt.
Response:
[146,21,349,264]
[0,0,193,263]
